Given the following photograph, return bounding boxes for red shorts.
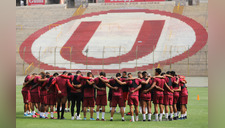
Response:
[57,93,67,99]
[153,94,164,104]
[140,93,151,101]
[180,96,188,105]
[83,97,95,107]
[96,95,107,106]
[128,95,139,106]
[47,93,56,105]
[111,96,125,107]
[30,92,40,103]
[164,95,173,105]
[22,91,30,104]
[40,95,47,105]
[173,94,180,104]
[123,92,129,101]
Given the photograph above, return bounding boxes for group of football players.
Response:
[21,68,188,122]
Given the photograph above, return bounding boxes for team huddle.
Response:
[21,68,188,122]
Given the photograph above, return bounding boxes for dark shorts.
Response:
[47,93,56,105]
[40,95,47,105]
[180,96,188,105]
[173,94,180,104]
[108,91,112,101]
[83,97,95,107]
[96,95,107,106]
[57,93,67,99]
[164,94,173,105]
[111,96,125,107]
[153,94,164,104]
[22,91,30,104]
[30,92,40,103]
[128,95,139,106]
[67,93,72,101]
[123,92,129,101]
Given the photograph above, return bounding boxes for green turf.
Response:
[16,86,208,128]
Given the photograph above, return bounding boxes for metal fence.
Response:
[16,44,208,76]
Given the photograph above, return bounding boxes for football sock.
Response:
[139,107,142,113]
[51,112,54,118]
[123,107,126,112]
[45,112,49,117]
[136,116,139,121]
[174,113,177,117]
[96,111,99,119]
[155,114,158,120]
[110,117,113,120]
[159,113,163,120]
[110,107,112,111]
[170,113,173,118]
[145,107,147,114]
[131,116,134,122]
[181,114,184,118]
[24,112,27,114]
[102,112,105,119]
[143,114,146,120]
[57,104,60,118]
[32,111,35,115]
[165,113,168,119]
[177,111,180,116]
[148,113,151,120]
[60,107,62,111]
[26,110,29,114]
[185,111,187,116]
[122,117,124,120]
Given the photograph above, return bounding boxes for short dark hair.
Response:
[142,71,147,76]
[128,73,132,76]
[122,71,127,75]
[46,72,50,75]
[116,73,121,77]
[62,71,67,74]
[166,71,171,74]
[76,70,81,74]
[155,68,162,75]
[53,72,59,77]
[32,73,37,75]
[100,72,106,77]
[138,71,142,74]
[170,71,176,76]
[161,72,166,76]
[68,72,72,76]
[87,72,92,77]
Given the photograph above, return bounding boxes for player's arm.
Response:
[126,77,138,80]
[86,79,94,85]
[143,81,156,93]
[98,77,109,83]
[30,83,39,90]
[155,85,164,91]
[173,86,181,92]
[105,83,117,90]
[72,83,83,88]
[165,74,173,78]
[164,83,174,93]
[140,77,150,84]
[54,83,61,94]
[173,78,179,85]
[114,77,126,85]
[38,78,48,82]
[67,81,80,92]
[130,85,142,94]
[80,76,92,80]
[153,76,165,79]
[23,76,35,86]
[93,84,105,91]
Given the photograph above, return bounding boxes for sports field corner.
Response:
[16,86,208,128]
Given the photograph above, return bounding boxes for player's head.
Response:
[76,70,81,75]
[53,72,59,77]
[100,72,106,77]
[32,73,37,76]
[155,68,162,75]
[137,71,143,78]
[68,72,72,76]
[170,71,176,76]
[128,73,132,78]
[166,71,171,75]
[122,71,127,77]
[142,71,148,78]
[116,73,121,77]
[46,72,50,75]
[62,71,68,75]
[87,72,93,77]
[40,72,46,78]
[161,72,166,76]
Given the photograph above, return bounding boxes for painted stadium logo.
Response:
[19,9,208,73]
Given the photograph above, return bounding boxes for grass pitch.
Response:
[16,86,208,128]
